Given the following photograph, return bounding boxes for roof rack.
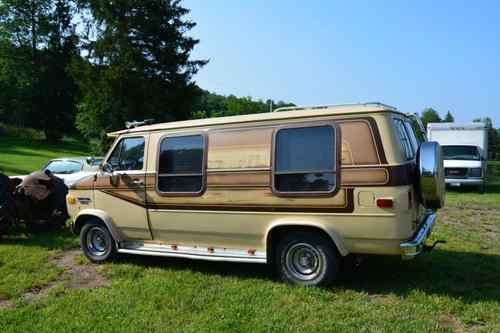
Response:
[125,119,155,129]
[273,102,397,113]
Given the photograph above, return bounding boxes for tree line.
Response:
[1,1,496,158]
[0,0,293,148]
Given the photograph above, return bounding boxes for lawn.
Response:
[0,136,91,176]
[1,140,500,332]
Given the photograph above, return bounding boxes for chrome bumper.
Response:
[400,212,438,260]
[445,178,484,186]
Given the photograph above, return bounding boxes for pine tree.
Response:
[444,111,455,122]
[74,0,208,139]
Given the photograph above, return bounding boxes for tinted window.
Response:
[274,125,337,193]
[404,121,419,152]
[44,160,82,174]
[394,119,414,160]
[158,135,204,193]
[107,137,145,171]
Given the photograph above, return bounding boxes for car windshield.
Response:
[442,145,481,161]
[44,160,82,174]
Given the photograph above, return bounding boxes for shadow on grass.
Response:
[339,250,500,303]
[113,248,500,304]
[0,228,78,250]
[114,252,274,281]
[4,230,499,304]
[0,162,41,176]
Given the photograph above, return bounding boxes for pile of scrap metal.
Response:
[0,170,69,236]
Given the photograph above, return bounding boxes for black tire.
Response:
[80,220,116,263]
[275,231,339,286]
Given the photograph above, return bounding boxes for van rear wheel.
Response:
[80,220,116,263]
[276,231,339,286]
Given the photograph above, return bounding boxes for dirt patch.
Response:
[0,298,14,309]
[368,294,399,305]
[439,314,466,333]
[1,249,108,309]
[52,249,108,289]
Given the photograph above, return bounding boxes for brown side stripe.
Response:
[362,117,388,164]
[98,189,355,213]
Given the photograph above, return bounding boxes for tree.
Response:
[497,129,500,160]
[420,108,441,128]
[0,0,52,128]
[444,111,454,122]
[474,117,497,159]
[473,117,493,128]
[190,90,295,119]
[39,0,79,141]
[0,0,78,141]
[74,0,208,140]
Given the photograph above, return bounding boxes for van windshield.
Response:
[442,145,480,161]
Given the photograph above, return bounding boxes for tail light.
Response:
[377,198,394,208]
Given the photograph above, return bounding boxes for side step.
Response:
[117,242,267,264]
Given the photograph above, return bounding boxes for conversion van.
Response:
[67,103,445,286]
[427,122,488,191]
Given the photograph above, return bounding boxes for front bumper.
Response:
[400,212,438,260]
[445,178,484,186]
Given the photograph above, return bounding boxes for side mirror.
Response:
[86,156,96,165]
[100,162,114,173]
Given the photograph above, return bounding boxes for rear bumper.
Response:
[400,212,437,260]
[445,178,484,186]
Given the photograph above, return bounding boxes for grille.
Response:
[445,168,468,177]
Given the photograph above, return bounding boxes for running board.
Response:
[117,242,267,264]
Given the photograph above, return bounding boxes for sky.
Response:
[184,0,500,124]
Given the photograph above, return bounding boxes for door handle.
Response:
[132,179,144,186]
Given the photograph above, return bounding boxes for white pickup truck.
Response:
[427,122,488,191]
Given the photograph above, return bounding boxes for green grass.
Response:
[0,136,91,175]
[1,140,500,332]
[0,230,78,300]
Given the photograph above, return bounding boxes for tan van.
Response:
[67,103,445,285]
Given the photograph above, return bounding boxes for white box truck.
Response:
[427,122,488,191]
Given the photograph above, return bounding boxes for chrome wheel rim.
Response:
[86,227,109,256]
[285,243,323,281]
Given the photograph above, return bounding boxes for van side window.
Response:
[274,125,338,194]
[108,137,145,171]
[394,119,415,160]
[403,120,419,152]
[158,135,205,194]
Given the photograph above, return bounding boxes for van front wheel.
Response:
[80,221,116,263]
[276,231,339,286]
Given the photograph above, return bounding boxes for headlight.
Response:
[469,168,482,178]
